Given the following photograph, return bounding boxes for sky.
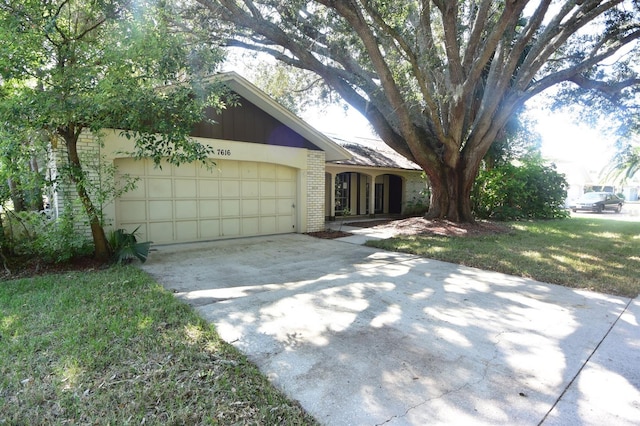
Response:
[534,110,615,171]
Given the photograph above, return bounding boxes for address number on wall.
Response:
[216,149,232,156]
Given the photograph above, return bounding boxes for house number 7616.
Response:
[216,149,231,156]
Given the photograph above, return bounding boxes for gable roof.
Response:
[215,72,351,162]
[326,134,421,171]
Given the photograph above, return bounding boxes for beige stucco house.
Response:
[52,72,427,245]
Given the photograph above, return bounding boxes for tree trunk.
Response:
[426,164,476,223]
[7,177,26,212]
[29,154,45,211]
[61,128,111,261]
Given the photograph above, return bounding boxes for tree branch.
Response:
[569,75,640,98]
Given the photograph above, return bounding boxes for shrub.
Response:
[5,209,93,263]
[108,227,151,264]
[471,157,569,221]
[404,173,431,216]
[404,196,429,216]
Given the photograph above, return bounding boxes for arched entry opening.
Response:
[387,174,403,214]
[326,171,405,219]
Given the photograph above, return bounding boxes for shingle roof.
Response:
[326,134,421,170]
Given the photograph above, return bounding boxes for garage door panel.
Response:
[278,215,294,232]
[119,181,145,199]
[242,181,259,197]
[149,201,172,220]
[221,181,240,197]
[221,199,240,216]
[277,199,294,214]
[176,221,198,241]
[149,222,173,242]
[277,181,294,196]
[222,218,240,236]
[116,158,297,244]
[118,200,146,221]
[199,180,219,197]
[199,200,220,217]
[241,199,258,215]
[242,217,259,235]
[260,181,276,197]
[200,219,220,239]
[175,179,197,197]
[148,179,172,197]
[219,160,240,178]
[259,199,276,214]
[260,217,277,234]
[176,200,197,219]
[147,160,171,175]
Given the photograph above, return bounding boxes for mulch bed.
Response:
[0,255,108,281]
[317,217,511,239]
[305,230,353,239]
[348,217,511,237]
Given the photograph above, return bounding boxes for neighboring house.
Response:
[550,159,599,206]
[622,184,639,201]
[551,158,640,204]
[51,72,427,245]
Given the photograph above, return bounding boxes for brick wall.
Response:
[306,150,326,232]
[403,173,430,214]
[50,130,102,237]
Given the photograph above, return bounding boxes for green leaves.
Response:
[0,0,226,258]
[472,157,569,221]
[108,226,151,264]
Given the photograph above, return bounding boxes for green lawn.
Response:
[366,217,640,298]
[0,267,317,425]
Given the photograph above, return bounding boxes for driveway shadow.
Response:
[141,234,636,425]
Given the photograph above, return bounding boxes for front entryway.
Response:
[327,171,404,218]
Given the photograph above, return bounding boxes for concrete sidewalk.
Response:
[141,233,639,425]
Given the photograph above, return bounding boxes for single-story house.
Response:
[51,72,427,245]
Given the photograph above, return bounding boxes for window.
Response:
[375,183,384,213]
[335,173,350,215]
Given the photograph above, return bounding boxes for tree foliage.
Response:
[601,110,640,183]
[472,156,569,221]
[249,60,339,116]
[0,0,226,260]
[185,0,640,222]
[605,137,640,183]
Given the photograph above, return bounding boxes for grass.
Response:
[0,266,317,425]
[366,217,640,298]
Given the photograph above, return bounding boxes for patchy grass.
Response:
[366,217,640,298]
[0,267,317,425]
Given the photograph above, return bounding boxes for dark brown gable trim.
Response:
[191,95,321,151]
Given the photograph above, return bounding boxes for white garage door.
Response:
[115,158,297,244]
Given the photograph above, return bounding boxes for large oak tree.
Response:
[186,0,639,222]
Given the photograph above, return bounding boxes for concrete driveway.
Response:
[141,234,639,425]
